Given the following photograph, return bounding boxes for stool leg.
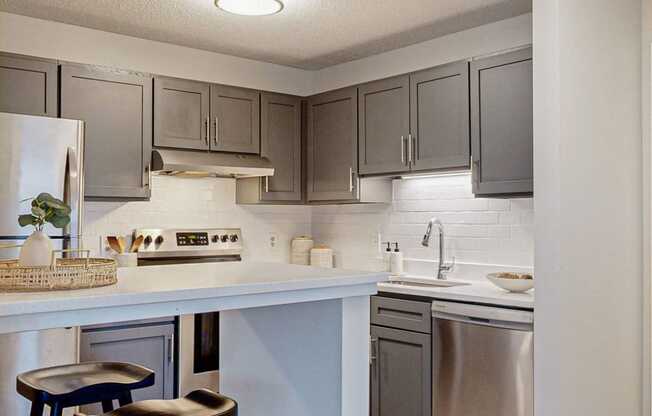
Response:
[29,400,44,416]
[101,400,114,412]
[118,391,133,407]
[49,402,63,416]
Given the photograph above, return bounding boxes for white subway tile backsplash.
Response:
[85,174,533,273]
[312,176,534,270]
[84,176,311,263]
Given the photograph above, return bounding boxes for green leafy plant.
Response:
[18,193,71,231]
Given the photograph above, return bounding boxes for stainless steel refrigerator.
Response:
[0,112,84,415]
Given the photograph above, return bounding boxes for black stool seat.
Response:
[82,389,237,416]
[17,362,155,416]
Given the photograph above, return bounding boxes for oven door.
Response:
[178,313,220,396]
[138,257,230,396]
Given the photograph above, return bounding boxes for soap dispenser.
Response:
[390,242,404,275]
[383,242,392,272]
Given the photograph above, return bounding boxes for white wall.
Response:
[0,11,532,97]
[83,175,312,263]
[312,174,534,275]
[0,12,312,96]
[533,1,642,415]
[311,13,532,94]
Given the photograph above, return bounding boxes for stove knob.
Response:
[211,235,219,243]
[221,235,229,243]
[229,234,239,243]
[144,235,153,246]
[155,235,164,245]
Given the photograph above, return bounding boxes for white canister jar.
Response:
[291,236,314,265]
[310,246,334,268]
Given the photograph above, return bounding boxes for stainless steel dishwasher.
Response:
[432,301,533,416]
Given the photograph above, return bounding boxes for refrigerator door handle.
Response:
[67,146,83,245]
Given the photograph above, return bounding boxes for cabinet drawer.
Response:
[371,296,431,333]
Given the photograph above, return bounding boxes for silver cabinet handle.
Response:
[204,116,209,146]
[407,134,413,164]
[146,162,151,188]
[349,167,354,192]
[167,336,174,364]
[412,134,417,162]
[370,337,378,365]
[400,135,405,164]
[214,116,219,146]
[265,176,269,192]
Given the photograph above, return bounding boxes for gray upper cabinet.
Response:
[154,77,210,150]
[471,47,533,196]
[61,64,152,199]
[0,53,58,117]
[236,92,302,204]
[358,76,410,175]
[370,325,431,416]
[410,61,470,172]
[210,84,260,154]
[307,87,359,202]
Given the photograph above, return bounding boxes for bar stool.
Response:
[74,389,237,416]
[16,362,155,416]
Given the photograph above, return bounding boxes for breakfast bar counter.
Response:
[0,261,389,416]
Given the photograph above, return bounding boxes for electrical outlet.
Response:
[98,235,113,258]
[372,232,381,253]
[268,233,278,249]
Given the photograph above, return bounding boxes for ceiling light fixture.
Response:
[215,0,284,16]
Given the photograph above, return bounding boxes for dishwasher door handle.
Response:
[433,312,533,331]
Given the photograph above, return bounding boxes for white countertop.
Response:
[378,278,534,309]
[0,261,389,333]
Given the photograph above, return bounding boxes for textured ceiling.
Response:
[0,0,532,69]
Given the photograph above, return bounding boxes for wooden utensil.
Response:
[117,236,126,254]
[106,236,123,254]
[130,235,144,253]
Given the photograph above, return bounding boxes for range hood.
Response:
[151,149,274,178]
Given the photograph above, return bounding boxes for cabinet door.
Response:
[0,53,57,117]
[370,325,431,416]
[80,324,174,414]
[307,87,358,202]
[260,92,302,201]
[358,76,410,175]
[61,65,152,199]
[210,84,260,154]
[154,77,210,150]
[409,61,470,172]
[470,48,533,196]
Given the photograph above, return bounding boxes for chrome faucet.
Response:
[422,217,455,280]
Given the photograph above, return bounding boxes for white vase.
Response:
[18,230,53,267]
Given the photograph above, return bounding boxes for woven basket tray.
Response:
[0,249,117,292]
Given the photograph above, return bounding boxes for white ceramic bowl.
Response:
[486,273,534,293]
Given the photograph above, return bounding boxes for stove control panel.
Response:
[176,232,209,246]
[134,228,242,256]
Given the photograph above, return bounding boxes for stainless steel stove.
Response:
[134,227,243,397]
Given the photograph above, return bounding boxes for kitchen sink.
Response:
[384,278,470,288]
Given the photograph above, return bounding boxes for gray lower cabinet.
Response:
[60,64,153,199]
[210,84,260,154]
[470,47,533,196]
[236,92,301,203]
[80,321,175,414]
[409,61,470,172]
[358,75,410,175]
[0,53,58,117]
[154,77,210,150]
[307,87,359,202]
[370,325,431,416]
